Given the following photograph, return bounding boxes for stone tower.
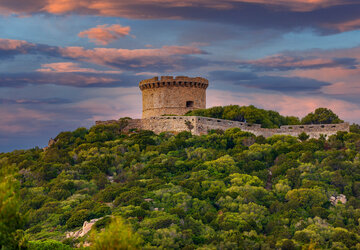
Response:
[139,76,209,119]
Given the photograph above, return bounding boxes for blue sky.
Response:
[1,0,360,152]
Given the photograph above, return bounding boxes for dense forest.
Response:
[1,107,360,249]
[186,106,344,128]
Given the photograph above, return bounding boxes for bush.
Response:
[90,217,142,249]
[66,209,90,228]
[28,240,72,250]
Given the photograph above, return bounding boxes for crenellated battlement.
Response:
[139,76,209,90]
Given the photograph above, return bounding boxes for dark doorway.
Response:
[186,101,194,107]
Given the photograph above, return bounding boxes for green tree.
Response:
[298,132,310,141]
[91,216,142,249]
[301,108,343,124]
[0,166,27,249]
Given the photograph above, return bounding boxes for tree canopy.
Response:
[186,105,344,128]
[0,107,358,249]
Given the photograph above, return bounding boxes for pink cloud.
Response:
[0,37,206,70]
[240,53,358,71]
[78,24,132,45]
[322,18,360,32]
[0,38,30,50]
[58,45,206,70]
[37,62,122,74]
[239,46,360,96]
[0,106,53,133]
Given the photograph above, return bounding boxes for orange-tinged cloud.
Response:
[0,0,352,16]
[323,18,360,32]
[78,24,132,45]
[244,55,344,70]
[58,45,206,69]
[0,37,206,71]
[0,38,32,50]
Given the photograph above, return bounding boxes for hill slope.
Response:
[1,115,360,249]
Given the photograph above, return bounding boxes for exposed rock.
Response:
[66,217,102,239]
[43,138,57,151]
[330,194,347,206]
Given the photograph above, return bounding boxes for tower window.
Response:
[186,101,194,107]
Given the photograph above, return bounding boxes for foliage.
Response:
[186,104,300,128]
[90,216,142,249]
[187,105,344,128]
[0,164,27,249]
[0,109,359,249]
[28,239,72,250]
[301,108,343,124]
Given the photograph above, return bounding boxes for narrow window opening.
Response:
[186,101,194,107]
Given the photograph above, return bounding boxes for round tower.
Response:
[139,76,209,119]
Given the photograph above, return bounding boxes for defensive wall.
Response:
[95,116,350,139]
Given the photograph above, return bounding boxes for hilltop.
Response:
[1,106,360,249]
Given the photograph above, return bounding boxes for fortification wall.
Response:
[140,76,208,119]
[95,116,350,139]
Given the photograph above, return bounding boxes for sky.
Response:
[1,0,360,152]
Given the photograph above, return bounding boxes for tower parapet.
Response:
[139,76,208,119]
[139,76,209,90]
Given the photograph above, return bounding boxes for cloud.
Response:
[239,46,360,96]
[0,86,142,152]
[1,0,353,15]
[208,70,331,93]
[209,70,257,81]
[0,98,72,104]
[58,45,208,70]
[322,18,360,32]
[239,55,358,71]
[238,76,331,93]
[78,24,132,45]
[0,38,60,59]
[0,106,54,134]
[37,62,122,74]
[1,1,360,34]
[0,72,142,88]
[0,38,208,71]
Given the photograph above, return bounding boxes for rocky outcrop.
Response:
[330,194,347,205]
[66,218,102,239]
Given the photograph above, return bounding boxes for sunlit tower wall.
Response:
[139,76,209,119]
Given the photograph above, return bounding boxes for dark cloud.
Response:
[236,76,331,93]
[2,1,360,34]
[238,55,359,72]
[0,72,144,88]
[208,70,257,81]
[0,98,72,104]
[0,39,60,59]
[208,70,331,93]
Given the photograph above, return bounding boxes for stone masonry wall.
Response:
[95,116,350,139]
[140,76,208,119]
